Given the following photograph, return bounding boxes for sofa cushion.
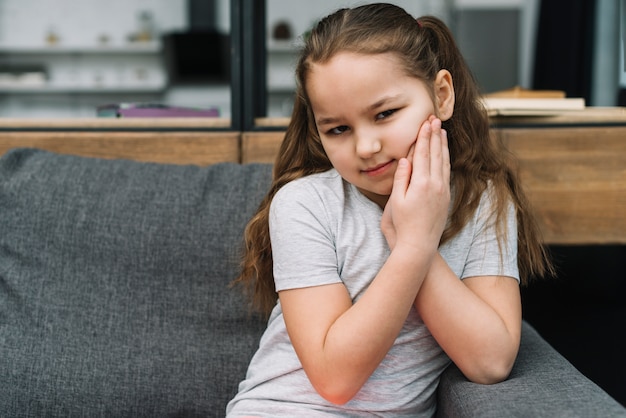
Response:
[436,321,626,417]
[0,149,271,416]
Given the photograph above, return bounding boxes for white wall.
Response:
[0,0,187,47]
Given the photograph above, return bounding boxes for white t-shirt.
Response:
[226,169,519,417]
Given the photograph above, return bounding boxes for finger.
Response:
[412,119,432,181]
[392,157,412,197]
[441,128,451,185]
[406,141,416,165]
[429,118,443,177]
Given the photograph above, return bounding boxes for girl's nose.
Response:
[355,131,382,158]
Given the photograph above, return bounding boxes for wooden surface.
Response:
[0,117,232,129]
[253,107,626,128]
[241,127,626,245]
[0,131,240,165]
[496,127,626,244]
[1,108,625,244]
[489,106,626,126]
[0,107,623,130]
[241,132,284,164]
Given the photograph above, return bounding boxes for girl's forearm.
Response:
[414,253,522,384]
[292,243,436,404]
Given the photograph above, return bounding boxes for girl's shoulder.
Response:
[274,169,343,203]
[271,169,351,222]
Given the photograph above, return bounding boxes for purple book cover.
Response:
[117,107,219,118]
[98,103,219,118]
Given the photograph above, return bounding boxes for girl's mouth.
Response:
[362,160,394,176]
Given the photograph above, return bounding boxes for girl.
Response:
[227,3,552,417]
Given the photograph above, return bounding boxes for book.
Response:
[481,97,586,116]
[97,103,219,118]
[481,87,585,116]
[483,86,566,99]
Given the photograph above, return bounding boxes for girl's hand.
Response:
[381,141,415,250]
[382,116,450,253]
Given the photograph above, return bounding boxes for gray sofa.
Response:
[0,148,624,417]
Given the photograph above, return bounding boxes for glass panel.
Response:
[0,0,231,126]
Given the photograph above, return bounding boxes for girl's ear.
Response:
[435,69,455,121]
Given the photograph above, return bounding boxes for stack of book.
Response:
[481,87,585,116]
[0,65,47,88]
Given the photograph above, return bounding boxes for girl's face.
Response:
[307,52,452,207]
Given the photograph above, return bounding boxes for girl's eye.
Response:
[376,109,397,120]
[328,125,349,136]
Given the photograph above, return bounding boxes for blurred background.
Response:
[0,0,621,119]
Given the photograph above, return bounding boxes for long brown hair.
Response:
[234,3,553,316]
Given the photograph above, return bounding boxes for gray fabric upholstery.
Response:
[0,148,623,417]
[437,322,626,417]
[0,149,269,417]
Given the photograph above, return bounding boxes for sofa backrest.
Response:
[0,148,272,416]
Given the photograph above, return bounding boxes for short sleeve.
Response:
[462,191,520,282]
[269,180,343,292]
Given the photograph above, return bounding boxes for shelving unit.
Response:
[0,42,161,54]
[0,42,167,117]
[0,42,166,93]
[0,85,166,94]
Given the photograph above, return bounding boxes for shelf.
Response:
[267,85,295,94]
[0,84,166,94]
[0,42,162,54]
[0,117,232,129]
[267,41,300,53]
[267,76,295,93]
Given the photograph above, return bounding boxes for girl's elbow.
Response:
[467,365,512,385]
[463,353,516,385]
[312,379,361,405]
[319,391,355,406]
[462,338,519,384]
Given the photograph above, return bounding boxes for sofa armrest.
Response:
[436,321,626,417]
